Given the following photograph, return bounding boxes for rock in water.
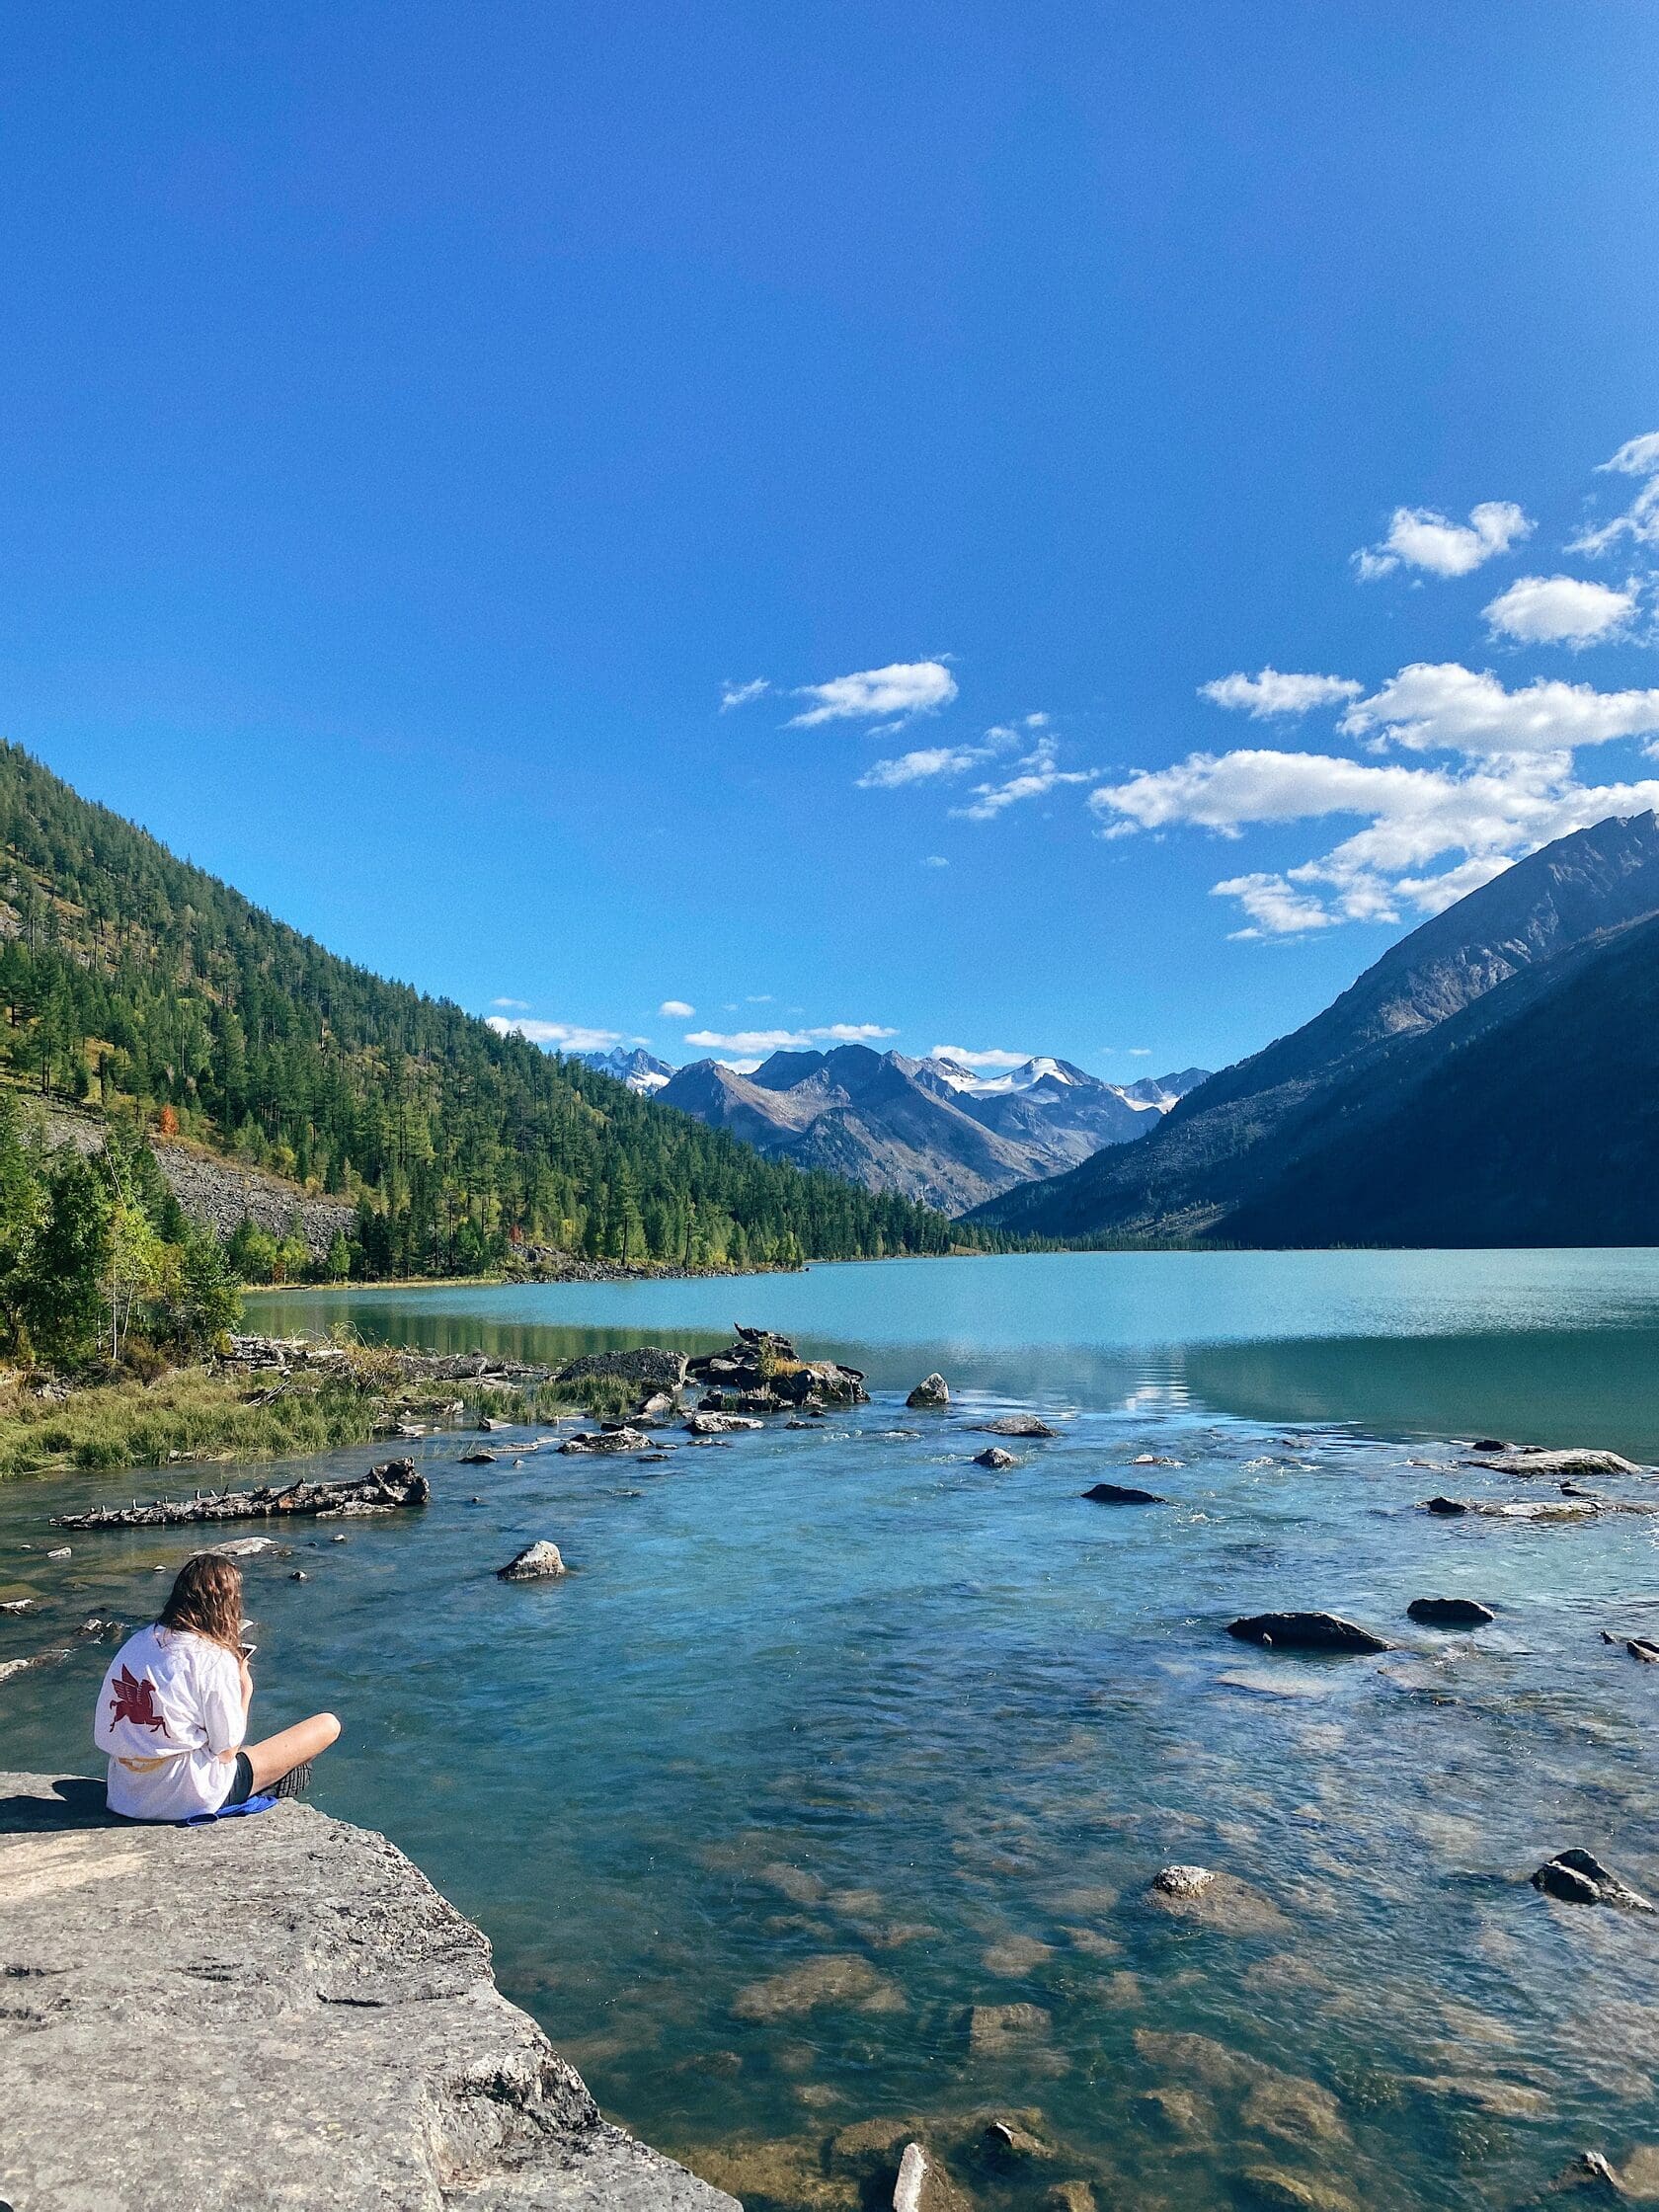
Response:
[1628,1637,1659,1664]
[1152,1864,1216,1900]
[894,2143,969,2212]
[556,1348,689,1393]
[558,1426,654,1455]
[1471,1447,1642,1477]
[685,1411,764,1436]
[497,1540,567,1581]
[1424,1496,1468,1516]
[1226,1613,1389,1654]
[1082,1481,1165,1506]
[0,1770,733,2212]
[975,1415,1062,1439]
[457,1449,497,1465]
[975,1447,1017,1469]
[1532,1849,1655,1912]
[906,1374,950,1410]
[1407,1597,1497,1627]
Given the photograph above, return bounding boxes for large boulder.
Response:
[975,1447,1017,1470]
[1407,1597,1496,1627]
[1225,1613,1388,1655]
[685,1411,764,1436]
[1082,1481,1165,1506]
[975,1415,1061,1439]
[906,1375,950,1411]
[1532,1849,1655,1912]
[555,1348,689,1393]
[557,1426,654,1456]
[0,1773,734,2212]
[497,1540,567,1582]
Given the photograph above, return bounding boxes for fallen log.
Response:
[55,1460,429,1532]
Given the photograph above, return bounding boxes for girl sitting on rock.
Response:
[94,1553,341,1821]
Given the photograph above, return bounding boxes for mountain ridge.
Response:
[970,811,1659,1246]
[657,1044,1208,1215]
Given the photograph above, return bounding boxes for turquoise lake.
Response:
[7,1249,1659,2209]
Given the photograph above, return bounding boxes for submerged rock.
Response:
[1081,1481,1165,1506]
[732,1955,904,2020]
[975,1416,1061,1439]
[1226,1613,1388,1654]
[974,1447,1017,1470]
[968,2001,1052,2056]
[1147,1866,1289,1936]
[457,1448,497,1464]
[1407,1597,1497,1627]
[1531,1849,1655,1913]
[497,1540,567,1582]
[907,1374,950,1410]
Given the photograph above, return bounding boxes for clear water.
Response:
[8,1250,1659,2209]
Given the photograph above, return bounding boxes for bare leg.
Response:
[243,1712,341,1793]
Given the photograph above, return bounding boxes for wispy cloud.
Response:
[1483,574,1638,647]
[788,661,957,727]
[684,1022,898,1056]
[857,745,989,789]
[1355,500,1532,581]
[1571,432,1659,555]
[930,1045,1032,1068]
[720,677,769,711]
[921,854,949,868]
[658,998,694,1018]
[953,735,1096,821]
[1201,669,1363,718]
[490,995,530,1010]
[488,1017,624,1053]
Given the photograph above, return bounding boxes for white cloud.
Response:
[953,736,1096,821]
[857,745,988,789]
[1355,500,1532,581]
[1200,669,1364,717]
[1092,743,1659,935]
[788,660,957,727]
[1483,574,1637,647]
[684,1022,898,1055]
[488,1017,624,1053]
[930,1045,1033,1068]
[490,995,530,1010]
[1339,662,1659,754]
[658,998,695,1018]
[1572,432,1659,555]
[720,677,769,711]
[921,854,949,868]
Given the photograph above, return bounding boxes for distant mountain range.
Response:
[970,811,1659,1248]
[581,1047,1209,1215]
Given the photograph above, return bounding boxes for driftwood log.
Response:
[55,1460,429,1532]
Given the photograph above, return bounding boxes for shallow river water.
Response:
[7,1251,1659,2209]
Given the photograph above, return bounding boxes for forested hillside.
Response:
[0,745,974,1276]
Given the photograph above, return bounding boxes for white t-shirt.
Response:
[94,1623,246,1821]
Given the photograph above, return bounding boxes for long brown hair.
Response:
[159,1554,244,1655]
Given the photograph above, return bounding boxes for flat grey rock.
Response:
[0,1772,736,2212]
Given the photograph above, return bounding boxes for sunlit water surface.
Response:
[8,1252,1659,2209]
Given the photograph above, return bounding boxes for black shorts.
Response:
[221,1751,255,1808]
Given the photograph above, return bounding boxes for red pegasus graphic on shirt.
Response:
[109,1664,167,1733]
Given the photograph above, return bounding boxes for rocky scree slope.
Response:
[969,811,1659,1245]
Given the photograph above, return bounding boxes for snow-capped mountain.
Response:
[578,1046,673,1093]
[654,1046,1208,1216]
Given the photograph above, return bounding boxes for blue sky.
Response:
[2,4,1657,1078]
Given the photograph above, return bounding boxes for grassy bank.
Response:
[0,1357,636,1481]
